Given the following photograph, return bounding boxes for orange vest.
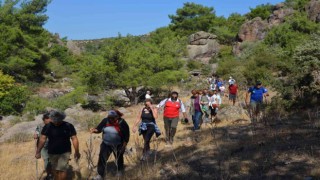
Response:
[164,100,181,118]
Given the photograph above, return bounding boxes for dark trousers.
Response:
[141,124,155,153]
[97,143,124,177]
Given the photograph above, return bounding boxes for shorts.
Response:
[229,94,236,101]
[250,101,264,113]
[49,152,71,171]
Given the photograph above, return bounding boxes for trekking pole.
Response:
[34,139,39,180]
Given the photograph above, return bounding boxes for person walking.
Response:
[34,112,53,180]
[189,90,202,131]
[228,82,238,106]
[132,99,161,161]
[157,91,188,146]
[208,89,222,121]
[200,89,210,127]
[90,110,130,179]
[35,110,80,180]
[245,81,269,122]
[145,90,152,100]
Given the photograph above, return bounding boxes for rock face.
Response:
[237,17,269,42]
[306,0,320,23]
[268,3,294,26]
[215,106,251,125]
[233,3,295,55]
[187,31,220,63]
[67,40,82,55]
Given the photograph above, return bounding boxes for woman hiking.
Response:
[90,110,130,180]
[132,99,161,161]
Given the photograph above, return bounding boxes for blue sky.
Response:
[44,0,284,40]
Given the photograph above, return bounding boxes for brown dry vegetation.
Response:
[0,96,320,180]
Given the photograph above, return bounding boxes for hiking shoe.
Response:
[92,175,103,180]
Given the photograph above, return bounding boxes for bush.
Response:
[52,87,86,110]
[187,60,202,70]
[23,96,50,115]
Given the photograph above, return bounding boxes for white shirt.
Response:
[208,94,222,106]
[145,94,151,99]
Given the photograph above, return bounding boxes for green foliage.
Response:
[246,3,273,20]
[77,54,116,93]
[285,0,310,11]
[290,35,320,107]
[51,86,86,110]
[169,2,216,36]
[0,71,29,115]
[0,0,51,82]
[23,96,50,115]
[49,44,75,65]
[187,60,202,70]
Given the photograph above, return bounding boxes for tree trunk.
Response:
[124,87,138,105]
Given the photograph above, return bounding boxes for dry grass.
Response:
[0,101,320,179]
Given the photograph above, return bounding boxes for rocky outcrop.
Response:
[237,17,269,42]
[268,3,294,26]
[67,40,82,55]
[215,106,251,125]
[37,87,75,99]
[306,0,320,23]
[233,3,295,55]
[187,31,220,63]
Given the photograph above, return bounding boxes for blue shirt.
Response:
[248,86,268,102]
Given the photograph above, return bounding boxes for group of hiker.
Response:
[34,76,269,180]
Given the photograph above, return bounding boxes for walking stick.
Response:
[35,140,39,180]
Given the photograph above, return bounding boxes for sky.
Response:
[44,0,284,40]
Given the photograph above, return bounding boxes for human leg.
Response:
[142,124,155,154]
[113,144,125,171]
[97,143,113,177]
[194,111,202,130]
[163,117,172,143]
[169,118,179,143]
[48,152,70,180]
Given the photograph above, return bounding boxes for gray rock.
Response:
[216,106,251,125]
[306,0,320,23]
[187,31,220,63]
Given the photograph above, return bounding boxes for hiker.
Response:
[145,90,152,99]
[200,89,210,127]
[34,112,53,179]
[35,110,80,180]
[208,89,222,120]
[228,76,235,85]
[90,110,130,179]
[132,99,161,161]
[228,81,238,106]
[245,81,269,121]
[189,90,202,131]
[157,91,188,145]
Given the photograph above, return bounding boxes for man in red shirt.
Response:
[157,91,188,146]
[228,82,238,106]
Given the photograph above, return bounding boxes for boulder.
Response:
[237,17,268,42]
[306,0,320,23]
[187,31,220,63]
[215,106,251,125]
[268,3,294,26]
[67,40,82,55]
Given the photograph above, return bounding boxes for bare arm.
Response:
[71,135,80,159]
[151,107,158,119]
[35,135,47,159]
